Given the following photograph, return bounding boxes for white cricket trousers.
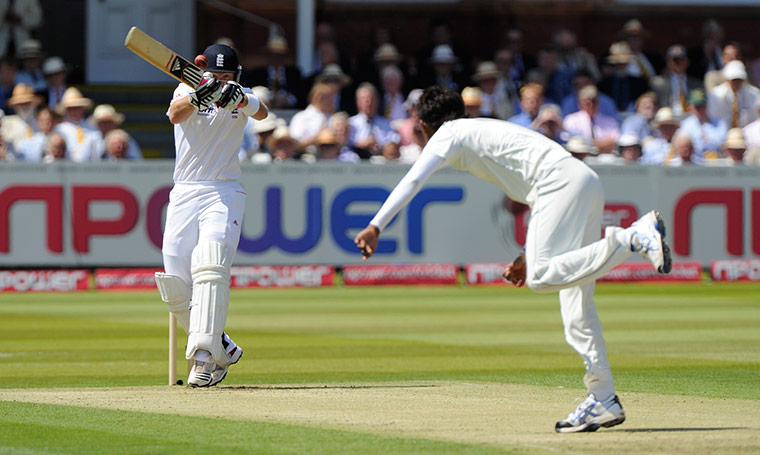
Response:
[161,181,246,287]
[524,157,634,400]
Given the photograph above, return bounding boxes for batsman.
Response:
[154,43,268,387]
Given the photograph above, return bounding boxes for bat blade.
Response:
[124,27,203,88]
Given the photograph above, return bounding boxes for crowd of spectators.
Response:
[2,13,760,166]
[233,19,760,166]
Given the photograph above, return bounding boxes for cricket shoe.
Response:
[555,394,626,433]
[630,210,672,274]
[187,359,215,388]
[208,333,243,387]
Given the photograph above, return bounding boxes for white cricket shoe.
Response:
[630,210,672,274]
[555,394,626,433]
[187,359,215,388]
[208,333,243,387]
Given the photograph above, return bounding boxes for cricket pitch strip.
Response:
[2,381,758,454]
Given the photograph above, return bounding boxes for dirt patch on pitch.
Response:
[1,382,758,454]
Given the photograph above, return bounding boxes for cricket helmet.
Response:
[202,44,242,81]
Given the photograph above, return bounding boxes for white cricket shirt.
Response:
[426,118,571,204]
[369,117,572,231]
[168,83,260,182]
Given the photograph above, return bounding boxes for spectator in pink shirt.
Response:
[563,85,620,153]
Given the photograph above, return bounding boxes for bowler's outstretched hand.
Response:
[503,253,527,287]
[354,225,380,260]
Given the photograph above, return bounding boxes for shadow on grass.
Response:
[620,427,749,432]
[219,384,440,391]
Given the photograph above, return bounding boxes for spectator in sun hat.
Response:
[1,83,40,147]
[243,35,303,109]
[598,41,650,113]
[472,61,510,119]
[89,104,142,161]
[267,125,302,162]
[704,41,743,92]
[54,87,101,162]
[14,39,46,92]
[707,60,760,128]
[679,88,727,161]
[650,44,703,118]
[617,19,663,81]
[704,127,748,166]
[42,56,67,110]
[461,86,485,118]
[423,44,464,91]
[315,63,353,113]
[564,135,598,162]
[617,133,643,163]
[642,107,681,165]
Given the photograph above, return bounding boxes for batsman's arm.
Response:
[168,96,195,124]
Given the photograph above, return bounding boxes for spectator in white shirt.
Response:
[289,82,335,148]
[348,82,401,160]
[707,61,760,128]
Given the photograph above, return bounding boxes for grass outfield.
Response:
[1,282,759,454]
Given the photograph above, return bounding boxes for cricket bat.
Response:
[124,26,204,88]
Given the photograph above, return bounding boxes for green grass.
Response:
[1,282,759,454]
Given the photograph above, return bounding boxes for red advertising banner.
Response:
[230,265,336,288]
[0,269,90,292]
[710,259,760,282]
[342,263,459,286]
[464,263,509,285]
[94,268,162,290]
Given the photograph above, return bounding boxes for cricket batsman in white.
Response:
[354,86,672,433]
[154,43,268,387]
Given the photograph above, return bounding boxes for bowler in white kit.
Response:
[154,43,268,387]
[354,86,672,433]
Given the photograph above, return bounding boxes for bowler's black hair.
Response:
[418,86,465,132]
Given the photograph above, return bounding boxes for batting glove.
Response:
[218,81,246,110]
[189,72,222,110]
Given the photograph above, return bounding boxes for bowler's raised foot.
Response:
[631,210,672,274]
[555,394,626,433]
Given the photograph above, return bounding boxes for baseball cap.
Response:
[689,89,706,107]
[202,44,239,73]
[722,60,748,81]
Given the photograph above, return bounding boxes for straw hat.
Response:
[618,19,650,39]
[59,87,93,110]
[565,136,599,156]
[266,125,299,150]
[724,128,746,149]
[606,42,632,65]
[650,107,680,127]
[6,84,42,107]
[266,35,288,54]
[316,64,351,86]
[429,45,458,64]
[90,104,125,125]
[472,61,501,82]
[315,128,339,146]
[461,86,483,106]
[18,39,44,59]
[403,88,423,111]
[373,44,402,63]
[253,112,285,134]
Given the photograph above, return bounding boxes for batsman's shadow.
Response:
[220,384,440,391]
[620,427,749,433]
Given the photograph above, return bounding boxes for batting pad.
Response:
[186,240,232,366]
[155,272,191,333]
